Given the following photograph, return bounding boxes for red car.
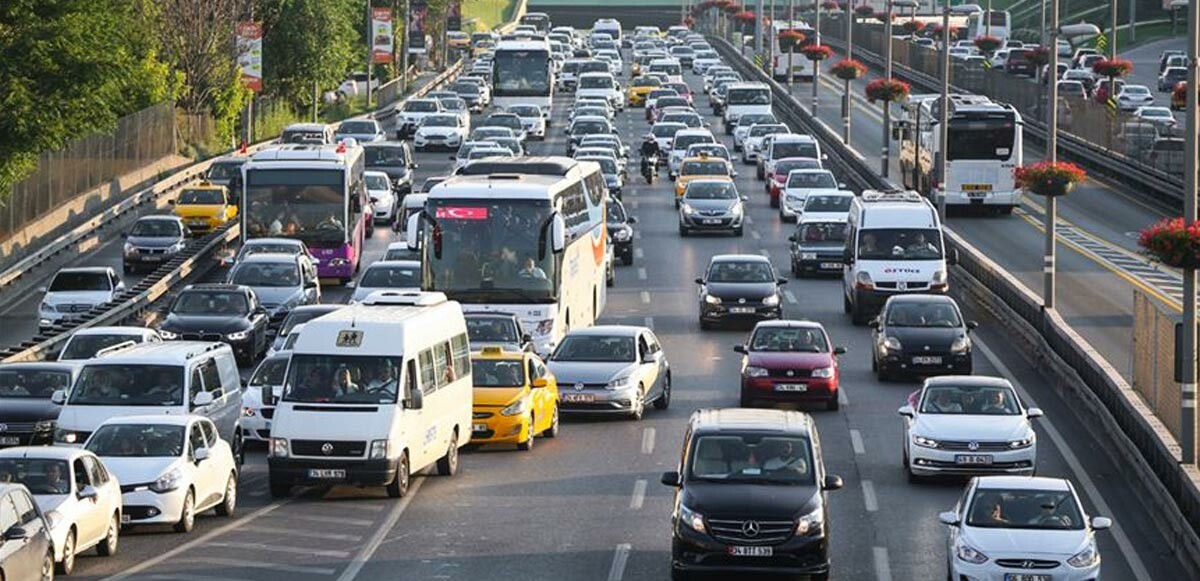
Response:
[736,320,844,410]
[665,81,694,105]
[766,157,825,201]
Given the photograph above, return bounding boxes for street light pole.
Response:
[1045,0,1060,310]
[788,0,796,88]
[813,0,821,111]
[843,0,853,143]
[1110,0,1119,105]
[882,0,895,177]
[1181,0,1199,464]
[938,2,950,221]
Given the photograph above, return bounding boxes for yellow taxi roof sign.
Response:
[480,346,504,356]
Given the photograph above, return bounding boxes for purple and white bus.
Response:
[241,143,369,282]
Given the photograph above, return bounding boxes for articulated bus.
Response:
[897,93,1023,214]
[407,157,608,356]
[492,40,554,118]
[770,20,816,81]
[241,144,369,281]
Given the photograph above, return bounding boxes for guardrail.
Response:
[712,35,1200,573]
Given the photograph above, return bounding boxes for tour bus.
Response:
[770,20,816,81]
[842,191,951,325]
[267,292,471,498]
[966,10,1010,40]
[405,157,608,356]
[520,12,552,34]
[897,93,1023,214]
[241,143,369,282]
[492,39,554,118]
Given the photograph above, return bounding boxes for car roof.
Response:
[89,341,230,364]
[885,293,956,306]
[57,267,112,275]
[236,252,302,265]
[751,319,825,331]
[691,408,813,435]
[0,362,81,373]
[69,326,155,337]
[244,238,304,248]
[364,260,420,270]
[710,253,770,264]
[923,375,1013,389]
[974,476,1072,491]
[137,215,184,222]
[0,446,91,461]
[565,324,647,337]
[97,414,200,428]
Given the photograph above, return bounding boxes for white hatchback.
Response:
[780,169,841,222]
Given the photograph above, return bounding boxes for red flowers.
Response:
[1025,46,1050,68]
[734,10,756,22]
[830,59,868,81]
[973,35,1003,54]
[778,29,807,52]
[854,4,874,16]
[900,20,925,34]
[1092,58,1133,79]
[1139,218,1200,268]
[801,44,834,61]
[821,1,841,10]
[1013,161,1086,197]
[864,78,910,103]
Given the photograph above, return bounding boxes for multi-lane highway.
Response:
[52,52,1189,581]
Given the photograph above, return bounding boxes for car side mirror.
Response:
[167,199,177,206]
[121,232,129,239]
[967,321,978,330]
[37,286,47,294]
[839,183,847,189]
[627,216,638,224]
[938,511,960,526]
[448,155,457,160]
[262,385,276,407]
[531,377,549,388]
[869,317,880,329]
[411,163,420,169]
[833,346,846,355]
[740,195,748,201]
[694,277,704,285]
[407,387,424,410]
[304,280,318,289]
[78,485,99,501]
[192,390,215,408]
[898,405,915,417]
[660,470,681,487]
[3,526,28,541]
[221,256,234,267]
[842,250,854,265]
[776,278,788,285]
[948,248,960,266]
[787,234,797,243]
[51,390,66,404]
[1091,516,1112,530]
[733,344,746,354]
[822,475,844,491]
[194,447,210,462]
[1026,407,1044,419]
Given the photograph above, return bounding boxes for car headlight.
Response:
[243,406,257,417]
[730,204,743,216]
[681,204,694,214]
[912,434,939,449]
[270,438,290,458]
[762,294,780,306]
[606,375,633,390]
[950,335,971,353]
[167,242,186,254]
[744,366,769,378]
[500,398,530,415]
[369,439,389,459]
[226,330,251,341]
[883,336,902,351]
[855,271,874,289]
[44,510,63,531]
[955,542,989,565]
[704,294,721,305]
[158,329,179,340]
[795,506,824,536]
[123,243,136,256]
[811,366,835,379]
[54,428,79,444]
[1066,542,1099,568]
[149,467,184,493]
[679,504,706,534]
[800,252,817,260]
[329,258,351,267]
[40,303,57,313]
[1008,434,1036,449]
[932,269,948,286]
[613,228,631,241]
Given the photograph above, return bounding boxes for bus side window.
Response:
[419,350,437,395]
[451,334,471,379]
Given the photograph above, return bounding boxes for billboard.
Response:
[447,0,462,32]
[372,8,394,63]
[408,0,428,54]
[236,21,263,92]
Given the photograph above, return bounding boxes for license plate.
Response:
[729,307,755,314]
[962,184,992,192]
[307,469,346,479]
[120,514,131,525]
[702,219,722,225]
[1005,575,1050,581]
[967,190,989,198]
[0,437,18,446]
[563,393,594,403]
[820,262,842,270]
[188,219,207,225]
[472,423,488,432]
[912,356,943,365]
[728,546,773,557]
[956,454,993,465]
[775,383,807,392]
[142,255,162,262]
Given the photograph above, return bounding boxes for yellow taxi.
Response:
[674,154,735,204]
[447,31,470,49]
[171,182,237,234]
[473,39,496,57]
[626,76,663,107]
[470,347,560,451]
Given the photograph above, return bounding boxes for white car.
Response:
[692,52,721,74]
[452,140,502,171]
[437,97,472,130]
[741,123,790,163]
[58,326,161,361]
[940,476,1110,581]
[780,169,840,222]
[364,170,397,224]
[899,376,1042,481]
[576,72,625,111]
[667,129,717,178]
[395,98,445,139]
[243,352,289,442]
[38,267,125,330]
[1116,84,1155,111]
[1132,106,1178,132]
[413,114,468,151]
[0,447,122,574]
[731,113,779,150]
[347,260,421,303]
[799,190,856,222]
[85,415,238,533]
[508,104,548,140]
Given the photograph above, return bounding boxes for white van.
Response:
[54,342,244,454]
[593,18,622,44]
[267,292,471,498]
[722,83,773,133]
[842,191,953,325]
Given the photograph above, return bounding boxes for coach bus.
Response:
[492,39,554,117]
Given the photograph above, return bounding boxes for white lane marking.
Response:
[608,543,632,581]
[642,427,656,454]
[974,338,1152,580]
[634,230,642,240]
[784,290,798,305]
[241,525,363,542]
[634,247,644,259]
[639,291,651,304]
[838,387,849,407]
[850,429,865,455]
[643,316,654,329]
[637,267,647,280]
[873,546,893,581]
[295,514,374,527]
[338,477,427,581]
[101,502,287,581]
[208,541,350,559]
[750,230,762,240]
[631,199,640,210]
[179,558,336,577]
[862,480,879,512]
[630,479,647,510]
[146,575,256,581]
[745,215,754,225]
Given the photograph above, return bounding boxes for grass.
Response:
[463,0,518,32]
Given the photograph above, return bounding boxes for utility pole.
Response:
[401,0,411,94]
[1045,0,1059,310]
[788,0,795,88]
[812,0,821,111]
[938,0,950,221]
[882,0,895,177]
[366,2,374,108]
[1181,0,1199,464]
[769,0,776,74]
[843,0,853,144]
[756,0,765,54]
[1110,0,1119,105]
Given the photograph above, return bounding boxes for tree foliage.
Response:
[258,0,361,110]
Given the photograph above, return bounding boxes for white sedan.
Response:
[348,260,421,303]
[507,104,548,140]
[86,415,238,533]
[0,446,122,574]
[1116,84,1155,111]
[741,123,790,163]
[940,476,1110,580]
[899,376,1041,481]
[413,114,468,151]
[779,169,840,222]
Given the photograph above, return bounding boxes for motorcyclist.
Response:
[639,135,659,183]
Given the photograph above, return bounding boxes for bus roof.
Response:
[429,168,599,201]
[495,40,550,51]
[246,144,362,168]
[456,156,583,176]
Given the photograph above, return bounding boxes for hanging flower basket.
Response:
[1173,82,1191,110]
[1013,161,1086,197]
[821,1,841,11]
[1092,58,1133,79]
[801,44,834,61]
[973,35,1003,55]
[724,3,742,14]
[1139,218,1200,269]
[684,16,695,27]
[854,5,874,17]
[929,24,958,38]
[1025,46,1050,69]
[864,78,910,103]
[830,58,868,80]
[735,10,756,23]
[900,20,925,35]
[778,29,807,52]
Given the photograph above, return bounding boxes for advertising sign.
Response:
[408,0,428,54]
[236,21,263,92]
[447,0,462,32]
[372,8,394,63]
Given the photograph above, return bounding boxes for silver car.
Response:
[225,253,320,321]
[547,326,671,420]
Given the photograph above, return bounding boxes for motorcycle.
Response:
[641,153,658,184]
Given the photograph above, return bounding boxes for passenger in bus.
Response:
[518,256,547,280]
[441,344,457,383]
[319,212,344,230]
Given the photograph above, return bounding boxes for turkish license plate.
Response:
[1005,575,1051,581]
[472,423,488,432]
[307,469,346,479]
[956,454,993,465]
[775,383,807,392]
[563,393,595,403]
[729,546,773,557]
[702,218,722,225]
[913,356,943,365]
[962,183,993,192]
[142,255,162,262]
[967,190,989,198]
[188,219,207,225]
[729,307,755,314]
[0,437,19,446]
[820,262,842,270]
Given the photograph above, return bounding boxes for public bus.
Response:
[241,143,369,281]
[966,10,1011,40]
[897,93,1023,214]
[492,39,554,118]
[405,157,608,356]
[520,12,552,34]
[770,20,816,81]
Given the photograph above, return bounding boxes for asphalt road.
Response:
[60,54,1188,581]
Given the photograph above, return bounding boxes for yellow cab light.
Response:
[481,346,504,356]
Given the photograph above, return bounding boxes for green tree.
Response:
[259,0,360,110]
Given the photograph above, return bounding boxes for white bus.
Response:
[897,93,1023,214]
[966,10,1010,40]
[770,20,816,81]
[492,39,554,118]
[405,157,608,356]
[267,292,471,498]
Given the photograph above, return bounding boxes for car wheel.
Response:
[653,375,671,410]
[41,549,55,581]
[215,472,238,517]
[851,305,870,326]
[827,393,840,411]
[387,452,411,497]
[906,456,922,483]
[436,430,460,476]
[843,293,852,314]
[518,417,535,451]
[699,319,711,330]
[622,252,634,266]
[544,405,560,438]
[629,386,645,420]
[679,225,688,237]
[756,166,765,180]
[811,573,830,581]
[670,565,690,581]
[96,513,119,557]
[173,489,195,533]
[734,227,743,237]
[57,528,75,575]
[769,197,780,209]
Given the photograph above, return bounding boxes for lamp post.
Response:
[882,0,919,177]
[788,0,796,88]
[1182,0,1198,464]
[843,0,854,144]
[937,3,951,221]
[812,0,821,111]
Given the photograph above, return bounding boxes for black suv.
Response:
[696,254,787,329]
[661,408,843,580]
[870,294,976,381]
[607,199,637,266]
[158,284,271,365]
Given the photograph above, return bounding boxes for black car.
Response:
[661,408,843,580]
[158,284,271,365]
[464,311,533,353]
[363,142,417,194]
[697,254,786,329]
[788,220,848,277]
[0,363,78,447]
[870,294,975,381]
[122,215,188,274]
[607,199,637,266]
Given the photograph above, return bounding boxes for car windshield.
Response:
[797,222,847,243]
[60,334,141,360]
[467,318,519,344]
[689,435,814,484]
[86,424,185,457]
[708,261,774,283]
[1141,108,1172,118]
[674,134,713,150]
[472,359,525,387]
[663,114,701,127]
[885,301,962,327]
[365,173,390,190]
[804,195,852,213]
[775,159,822,175]
[582,157,617,173]
[279,308,335,336]
[205,162,242,180]
[250,358,289,387]
[440,98,467,111]
[572,120,609,134]
[652,124,684,138]
[788,172,837,189]
[0,459,73,495]
[360,264,419,288]
[0,369,71,398]
[232,262,299,288]
[607,201,627,223]
[576,108,608,118]
[649,90,678,100]
[772,141,818,159]
[967,488,1084,530]
[49,271,110,292]
[405,101,438,112]
[857,228,944,260]
[920,384,1019,415]
[241,243,300,259]
[1124,86,1150,96]
[686,182,736,199]
[633,78,661,88]
[749,327,828,352]
[579,76,612,89]
[130,220,182,238]
[340,121,376,134]
[178,189,224,205]
[424,116,458,127]
[750,125,787,137]
[469,149,508,160]
[681,161,728,176]
[552,335,636,362]
[172,290,249,316]
[657,98,689,109]
[282,355,401,404]
[69,364,185,406]
[364,146,408,167]
[510,105,540,117]
[484,116,522,130]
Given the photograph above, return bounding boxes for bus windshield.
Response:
[494,50,551,96]
[245,169,348,247]
[423,199,557,303]
[947,119,1016,161]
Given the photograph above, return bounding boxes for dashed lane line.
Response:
[294,514,374,527]
[642,427,656,454]
[850,429,865,455]
[179,557,336,577]
[144,575,255,581]
[637,267,647,280]
[338,477,428,581]
[643,316,654,329]
[873,547,894,581]
[208,541,350,559]
[630,479,647,510]
[784,290,798,305]
[607,543,632,581]
[240,526,363,542]
[639,291,651,304]
[862,480,879,512]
